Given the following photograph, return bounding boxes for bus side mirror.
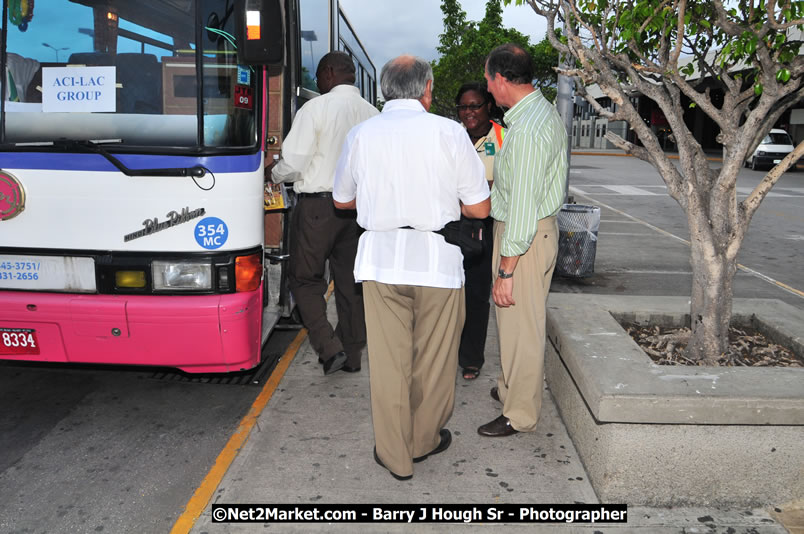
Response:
[234,0,284,65]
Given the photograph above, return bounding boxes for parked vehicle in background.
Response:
[745,129,795,171]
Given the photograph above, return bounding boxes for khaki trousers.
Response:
[363,281,464,477]
[492,216,558,432]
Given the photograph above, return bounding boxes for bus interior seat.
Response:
[115,53,163,114]
[5,52,40,102]
[67,52,114,65]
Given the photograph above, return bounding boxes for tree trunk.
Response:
[687,236,738,363]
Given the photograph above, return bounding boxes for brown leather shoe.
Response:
[490,387,501,403]
[477,415,519,437]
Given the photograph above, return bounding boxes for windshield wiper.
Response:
[14,139,207,178]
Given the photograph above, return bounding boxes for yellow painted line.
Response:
[735,264,804,299]
[767,209,804,224]
[571,189,804,299]
[170,284,334,534]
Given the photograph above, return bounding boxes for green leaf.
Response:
[776,68,791,83]
[754,82,764,96]
[779,49,795,63]
[689,101,697,108]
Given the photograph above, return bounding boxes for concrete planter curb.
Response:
[544,294,804,507]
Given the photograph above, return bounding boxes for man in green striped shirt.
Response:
[478,43,567,438]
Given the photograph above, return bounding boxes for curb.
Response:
[571,150,722,162]
[572,150,804,169]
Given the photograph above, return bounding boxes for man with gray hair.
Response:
[333,55,490,480]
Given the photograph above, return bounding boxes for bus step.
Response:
[146,352,280,386]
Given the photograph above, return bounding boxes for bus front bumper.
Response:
[0,287,263,373]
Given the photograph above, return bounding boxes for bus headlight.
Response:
[152,261,212,290]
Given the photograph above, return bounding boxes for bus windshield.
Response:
[2,0,257,150]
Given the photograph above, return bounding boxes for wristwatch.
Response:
[498,268,514,279]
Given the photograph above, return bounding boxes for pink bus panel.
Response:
[0,287,263,373]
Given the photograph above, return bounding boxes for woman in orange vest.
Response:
[455,82,504,380]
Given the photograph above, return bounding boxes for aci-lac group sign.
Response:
[41,66,116,113]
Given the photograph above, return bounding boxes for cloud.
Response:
[339,0,547,74]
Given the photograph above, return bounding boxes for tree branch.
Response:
[603,131,651,160]
[735,140,804,254]
[669,0,687,67]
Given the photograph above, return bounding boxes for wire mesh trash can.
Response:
[555,204,600,278]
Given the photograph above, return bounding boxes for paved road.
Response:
[0,327,299,534]
[553,155,804,312]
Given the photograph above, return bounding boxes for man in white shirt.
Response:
[333,55,490,480]
[272,51,378,375]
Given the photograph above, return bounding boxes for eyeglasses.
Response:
[456,103,486,112]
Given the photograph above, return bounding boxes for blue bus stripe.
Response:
[0,152,262,173]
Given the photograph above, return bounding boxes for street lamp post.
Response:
[42,42,70,62]
[555,26,575,203]
[300,30,318,72]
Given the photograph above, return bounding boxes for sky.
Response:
[338,0,548,74]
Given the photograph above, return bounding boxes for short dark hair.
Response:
[486,43,533,85]
[380,55,433,101]
[454,81,504,122]
[317,51,355,79]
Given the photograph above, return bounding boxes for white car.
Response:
[745,128,795,171]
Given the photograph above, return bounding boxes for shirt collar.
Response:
[503,89,541,126]
[464,124,493,149]
[329,84,361,95]
[382,99,426,113]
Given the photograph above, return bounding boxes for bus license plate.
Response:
[0,255,96,292]
[0,328,40,355]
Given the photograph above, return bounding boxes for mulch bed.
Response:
[622,323,803,367]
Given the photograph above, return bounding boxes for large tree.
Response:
[507,0,804,362]
[431,0,559,117]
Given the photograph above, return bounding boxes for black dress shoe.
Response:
[413,429,451,463]
[322,351,346,375]
[490,387,501,403]
[477,415,519,437]
[373,447,412,481]
[318,356,359,373]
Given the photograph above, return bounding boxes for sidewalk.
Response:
[186,302,793,533]
[184,177,800,532]
[185,311,796,532]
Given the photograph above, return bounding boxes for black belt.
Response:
[296,191,332,198]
